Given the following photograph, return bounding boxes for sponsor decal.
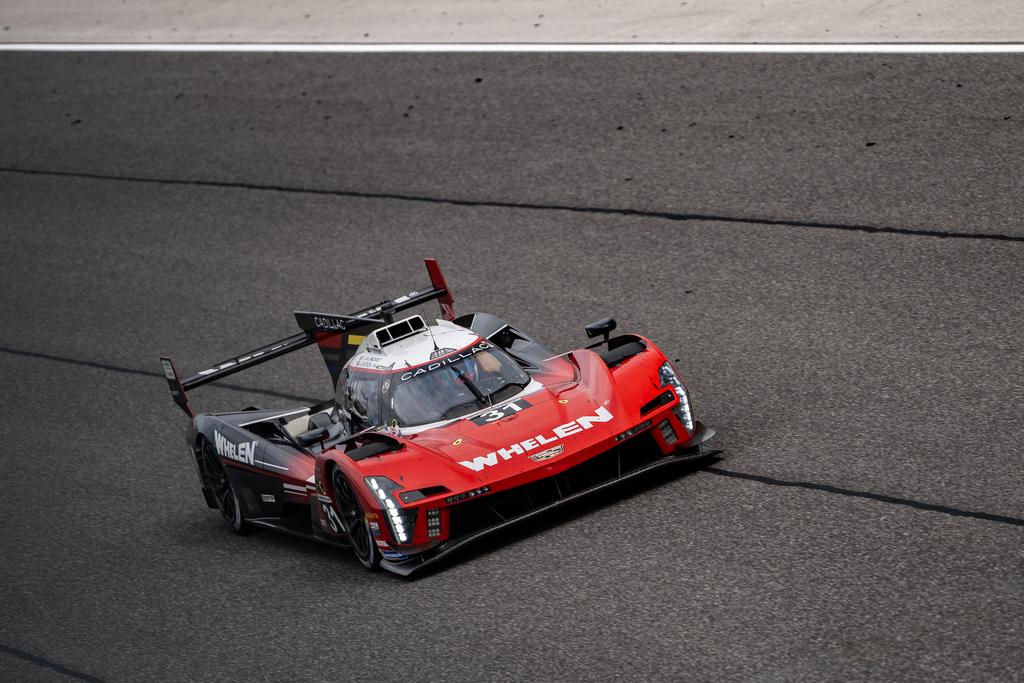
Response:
[399,341,492,381]
[317,480,326,495]
[352,354,392,371]
[369,521,380,532]
[382,378,391,393]
[317,494,332,504]
[452,438,463,446]
[381,549,408,561]
[260,494,276,503]
[430,347,457,359]
[160,359,177,380]
[354,354,383,367]
[470,399,531,425]
[528,445,564,462]
[392,292,419,305]
[312,315,350,331]
[282,483,308,496]
[196,342,290,376]
[445,486,491,504]
[213,429,258,466]
[458,406,614,472]
[365,511,380,521]
[375,540,391,549]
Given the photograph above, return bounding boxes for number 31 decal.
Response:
[322,502,344,533]
[471,399,531,426]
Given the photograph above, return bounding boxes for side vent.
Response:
[640,390,675,415]
[399,485,451,504]
[342,433,404,461]
[595,336,647,368]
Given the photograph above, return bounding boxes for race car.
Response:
[160,259,717,575]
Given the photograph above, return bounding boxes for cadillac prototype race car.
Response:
[160,259,717,575]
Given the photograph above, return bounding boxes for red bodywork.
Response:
[164,258,713,575]
[313,337,694,567]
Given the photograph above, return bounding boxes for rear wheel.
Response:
[331,466,380,570]
[197,436,249,534]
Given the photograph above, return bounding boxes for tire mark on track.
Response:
[0,643,106,682]
[0,346,318,404]
[3,166,1023,244]
[705,466,1024,527]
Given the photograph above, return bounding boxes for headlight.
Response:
[659,362,694,432]
[365,477,413,544]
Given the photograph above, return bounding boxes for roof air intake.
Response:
[374,315,427,347]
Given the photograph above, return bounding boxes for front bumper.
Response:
[380,421,719,576]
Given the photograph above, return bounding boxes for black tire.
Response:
[197,436,249,534]
[331,466,380,570]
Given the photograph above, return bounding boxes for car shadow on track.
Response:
[172,452,724,581]
[405,452,725,581]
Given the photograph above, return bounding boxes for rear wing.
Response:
[159,258,456,417]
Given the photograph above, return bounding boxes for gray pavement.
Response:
[0,53,1022,682]
[3,54,1024,237]
[2,0,1023,43]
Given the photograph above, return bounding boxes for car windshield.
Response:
[340,344,531,429]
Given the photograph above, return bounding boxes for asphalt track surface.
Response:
[1,53,1022,681]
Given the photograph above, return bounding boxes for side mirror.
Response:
[585,317,617,344]
[297,427,330,447]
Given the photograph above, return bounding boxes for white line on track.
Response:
[0,42,1022,53]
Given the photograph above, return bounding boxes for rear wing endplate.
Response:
[159,258,455,416]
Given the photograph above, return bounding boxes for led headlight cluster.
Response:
[659,361,694,432]
[366,477,412,544]
[426,508,442,538]
[659,419,678,445]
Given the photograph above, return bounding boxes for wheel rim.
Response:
[332,468,372,562]
[200,439,238,525]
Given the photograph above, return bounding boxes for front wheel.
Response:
[197,436,249,534]
[331,466,380,570]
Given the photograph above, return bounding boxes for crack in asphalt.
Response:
[0,346,319,404]
[705,466,1024,527]
[2,344,1021,529]
[0,643,106,682]
[3,166,1023,243]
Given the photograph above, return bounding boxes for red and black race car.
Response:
[160,259,717,575]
